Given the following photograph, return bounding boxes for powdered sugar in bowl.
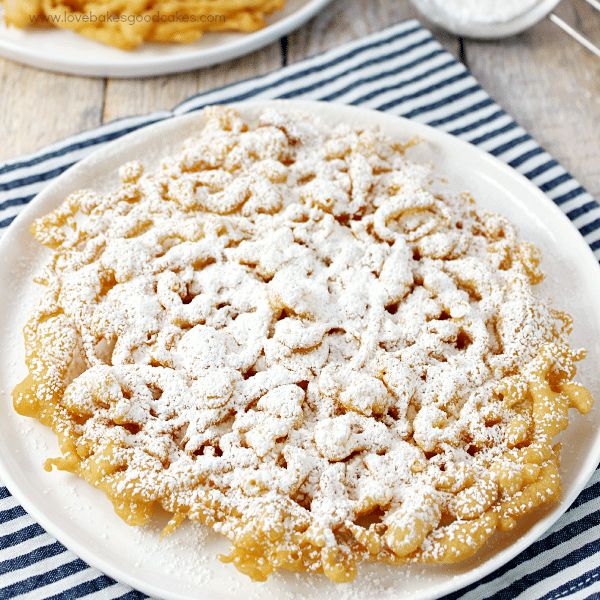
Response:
[410,0,562,39]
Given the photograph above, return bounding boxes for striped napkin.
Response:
[1,19,599,600]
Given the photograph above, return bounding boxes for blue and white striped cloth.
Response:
[1,19,599,600]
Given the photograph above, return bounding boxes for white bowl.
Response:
[410,0,562,39]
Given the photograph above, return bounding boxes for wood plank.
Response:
[286,0,460,63]
[102,42,283,123]
[464,0,600,199]
[0,59,105,162]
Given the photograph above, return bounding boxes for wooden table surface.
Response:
[0,0,598,198]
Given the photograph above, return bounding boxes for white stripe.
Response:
[513,552,600,600]
[0,113,166,187]
[0,532,57,563]
[307,34,439,102]
[497,138,540,166]
[458,113,514,144]
[547,179,584,200]
[476,128,529,155]
[87,582,141,600]
[584,228,600,247]
[0,495,20,511]
[253,31,437,105]
[320,41,449,104]
[560,193,595,215]
[566,576,600,600]
[0,149,95,194]
[514,151,556,178]
[0,204,33,228]
[416,88,488,126]
[0,182,51,209]
[374,77,479,117]
[427,92,496,131]
[173,20,423,114]
[0,515,37,536]
[531,165,567,188]
[440,101,501,133]
[11,566,104,600]
[571,206,600,230]
[459,523,600,600]
[351,59,464,109]
[0,549,79,588]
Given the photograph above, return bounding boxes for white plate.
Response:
[0,0,331,77]
[0,100,599,600]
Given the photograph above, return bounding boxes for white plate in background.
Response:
[0,0,332,77]
[0,100,599,600]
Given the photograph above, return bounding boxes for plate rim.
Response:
[0,99,599,600]
[0,0,333,77]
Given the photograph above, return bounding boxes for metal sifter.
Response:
[410,0,600,57]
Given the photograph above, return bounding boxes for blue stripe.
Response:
[428,97,495,128]
[378,78,476,114]
[0,488,10,500]
[0,523,46,550]
[114,591,148,599]
[0,164,76,194]
[0,505,26,522]
[485,538,600,600]
[539,173,572,193]
[375,72,473,113]
[0,558,89,597]
[173,23,425,112]
[329,58,457,106]
[405,84,481,119]
[578,218,600,237]
[441,510,600,600]
[318,47,446,102]
[489,134,531,157]
[0,194,35,212]
[0,119,163,180]
[0,214,17,229]
[0,541,66,575]
[447,108,505,136]
[537,566,600,600]
[567,480,600,512]
[567,201,599,221]
[554,186,586,206]
[282,39,442,101]
[524,160,559,181]
[44,576,142,600]
[469,121,518,146]
[508,146,544,169]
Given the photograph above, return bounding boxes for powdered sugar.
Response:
[22,106,584,581]
[413,0,540,25]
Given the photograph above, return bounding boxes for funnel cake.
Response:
[14,107,593,583]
